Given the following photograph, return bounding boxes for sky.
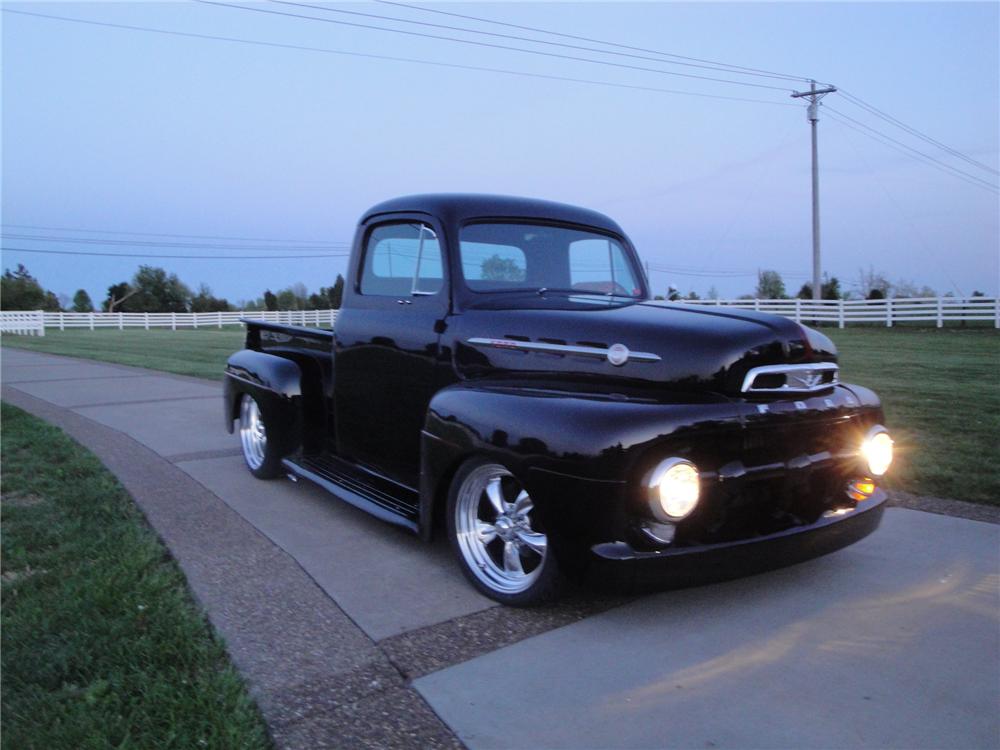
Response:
[3,1,998,306]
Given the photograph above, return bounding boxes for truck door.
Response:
[333,218,450,487]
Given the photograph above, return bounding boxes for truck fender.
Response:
[417,382,744,548]
[417,382,641,546]
[223,350,303,455]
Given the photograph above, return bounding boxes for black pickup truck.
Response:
[224,194,892,605]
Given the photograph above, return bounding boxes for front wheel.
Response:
[447,459,562,605]
[238,393,283,479]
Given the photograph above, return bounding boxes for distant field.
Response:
[3,326,998,504]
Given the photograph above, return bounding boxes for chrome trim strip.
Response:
[741,362,839,394]
[467,337,661,363]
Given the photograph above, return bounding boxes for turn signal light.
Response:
[847,479,876,502]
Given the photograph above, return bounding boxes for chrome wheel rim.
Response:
[455,464,547,595]
[239,394,266,470]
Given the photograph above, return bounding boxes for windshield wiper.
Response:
[469,287,587,296]
[473,287,637,298]
[538,288,643,299]
[536,287,613,296]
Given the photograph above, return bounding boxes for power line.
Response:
[838,88,999,177]
[270,0,804,84]
[648,259,811,276]
[647,264,809,279]
[826,110,999,194]
[1,233,348,252]
[1,246,350,260]
[355,1,1000,200]
[699,123,798,275]
[11,7,991,248]
[2,9,797,108]
[365,246,810,280]
[648,260,796,274]
[196,0,793,92]
[7,243,809,278]
[9,6,992,188]
[825,106,999,193]
[2,222,345,245]
[373,0,813,83]
[831,117,964,296]
[650,272,810,280]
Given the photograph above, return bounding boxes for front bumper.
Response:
[588,488,887,592]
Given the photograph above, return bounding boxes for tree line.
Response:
[746,266,982,301]
[678,266,985,302]
[606,267,984,302]
[1,264,345,313]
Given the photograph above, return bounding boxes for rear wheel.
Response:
[238,393,283,479]
[447,459,562,605]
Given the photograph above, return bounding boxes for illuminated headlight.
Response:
[647,458,700,520]
[861,426,893,476]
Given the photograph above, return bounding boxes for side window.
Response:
[360,223,444,296]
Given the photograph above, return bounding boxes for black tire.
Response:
[237,393,285,479]
[446,457,563,606]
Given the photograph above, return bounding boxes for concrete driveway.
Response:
[3,346,998,749]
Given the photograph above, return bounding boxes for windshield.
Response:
[459,222,644,297]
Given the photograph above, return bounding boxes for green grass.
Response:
[4,326,999,504]
[3,328,245,380]
[826,328,999,505]
[0,403,272,750]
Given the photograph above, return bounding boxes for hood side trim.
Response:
[468,337,661,364]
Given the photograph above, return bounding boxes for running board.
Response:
[282,455,420,533]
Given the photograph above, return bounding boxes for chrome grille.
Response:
[741,362,839,394]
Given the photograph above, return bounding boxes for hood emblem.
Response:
[606,343,629,367]
[467,337,660,364]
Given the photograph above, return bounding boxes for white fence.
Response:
[0,298,997,334]
[683,296,999,328]
[0,309,339,333]
[0,310,45,336]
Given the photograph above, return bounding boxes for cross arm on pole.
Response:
[791,85,837,98]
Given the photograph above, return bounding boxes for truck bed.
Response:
[243,318,334,349]
[242,318,335,451]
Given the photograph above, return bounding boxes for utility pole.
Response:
[791,80,836,300]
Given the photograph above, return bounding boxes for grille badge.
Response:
[789,370,822,389]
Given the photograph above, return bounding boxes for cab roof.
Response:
[361,193,626,236]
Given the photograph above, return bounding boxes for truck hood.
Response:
[451,296,836,396]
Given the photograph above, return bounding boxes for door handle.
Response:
[396,299,412,305]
